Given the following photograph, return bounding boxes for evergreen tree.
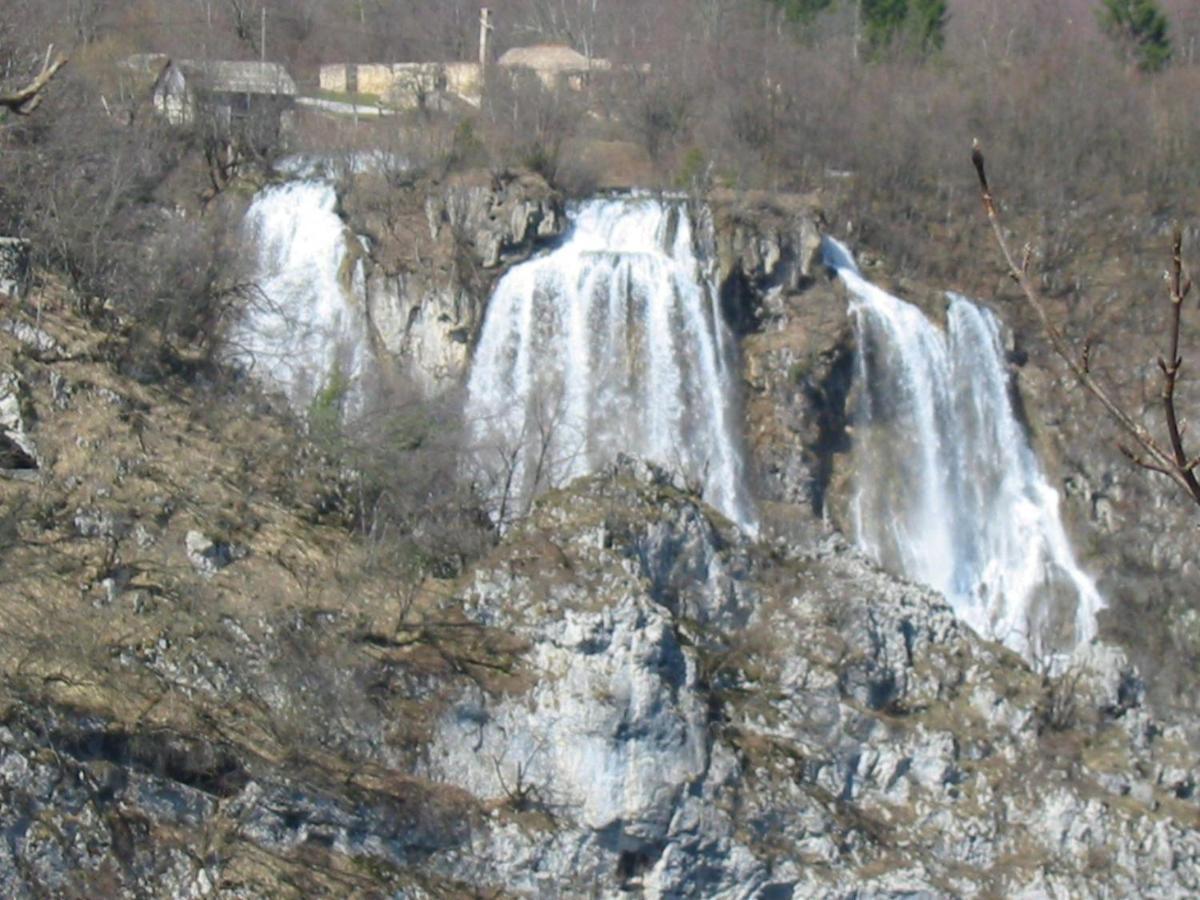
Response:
[861,0,909,51]
[907,0,948,54]
[1099,0,1172,72]
[859,0,946,58]
[768,0,835,27]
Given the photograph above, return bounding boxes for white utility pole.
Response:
[479,8,493,67]
[260,7,267,62]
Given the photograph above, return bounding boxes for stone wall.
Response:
[318,62,483,109]
[443,62,483,107]
[317,63,348,93]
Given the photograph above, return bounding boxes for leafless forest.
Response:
[3,0,1199,527]
[4,1,1200,211]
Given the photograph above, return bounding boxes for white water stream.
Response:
[232,185,1095,658]
[464,197,756,533]
[824,237,1103,659]
[234,180,368,410]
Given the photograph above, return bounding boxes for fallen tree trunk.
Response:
[0,50,68,115]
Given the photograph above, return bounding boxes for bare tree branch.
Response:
[972,139,1200,508]
[0,49,68,115]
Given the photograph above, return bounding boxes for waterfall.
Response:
[234,180,368,411]
[824,237,1103,660]
[464,197,756,534]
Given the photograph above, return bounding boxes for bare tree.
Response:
[223,0,264,54]
[972,140,1200,508]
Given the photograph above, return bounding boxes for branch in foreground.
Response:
[0,49,69,116]
[971,139,1200,508]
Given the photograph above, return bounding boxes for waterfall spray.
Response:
[234,180,368,411]
[825,237,1103,659]
[465,197,756,534]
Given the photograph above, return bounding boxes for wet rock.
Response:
[425,172,564,270]
[353,170,565,393]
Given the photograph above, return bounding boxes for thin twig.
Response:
[972,139,1200,507]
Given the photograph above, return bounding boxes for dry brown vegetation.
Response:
[5,1,1200,253]
[3,0,1200,688]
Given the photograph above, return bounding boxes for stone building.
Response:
[151,59,297,128]
[317,43,613,112]
[318,61,483,110]
[496,44,610,91]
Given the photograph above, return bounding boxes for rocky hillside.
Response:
[2,284,1199,896]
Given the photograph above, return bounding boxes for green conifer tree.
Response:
[861,0,909,51]
[907,0,947,54]
[1099,0,1172,72]
[771,0,835,25]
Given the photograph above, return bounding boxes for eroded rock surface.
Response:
[4,195,1200,898]
[412,459,1200,897]
[347,170,565,392]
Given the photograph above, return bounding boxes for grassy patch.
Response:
[311,88,384,107]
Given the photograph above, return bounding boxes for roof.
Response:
[497,44,597,73]
[170,60,297,96]
[121,53,170,75]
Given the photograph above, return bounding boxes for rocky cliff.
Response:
[3,296,1199,897]
[343,170,564,392]
[715,193,1200,712]
[2,174,1198,897]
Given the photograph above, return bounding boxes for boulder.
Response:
[184,530,245,576]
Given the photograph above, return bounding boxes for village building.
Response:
[317,60,484,111]
[317,44,612,112]
[150,59,297,129]
[317,7,614,112]
[496,44,610,91]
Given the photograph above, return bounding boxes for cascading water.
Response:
[234,180,368,410]
[824,237,1103,660]
[464,197,756,534]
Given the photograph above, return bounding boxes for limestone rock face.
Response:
[348,171,565,392]
[184,529,244,576]
[0,370,38,472]
[413,460,1200,897]
[704,193,856,532]
[709,190,825,331]
[425,173,564,270]
[0,238,30,299]
[1,359,1198,899]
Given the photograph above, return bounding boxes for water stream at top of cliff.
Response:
[464,197,757,534]
[823,237,1103,660]
[234,180,368,410]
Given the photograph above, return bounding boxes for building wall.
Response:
[319,64,348,94]
[443,62,483,107]
[318,62,483,109]
[152,70,195,126]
